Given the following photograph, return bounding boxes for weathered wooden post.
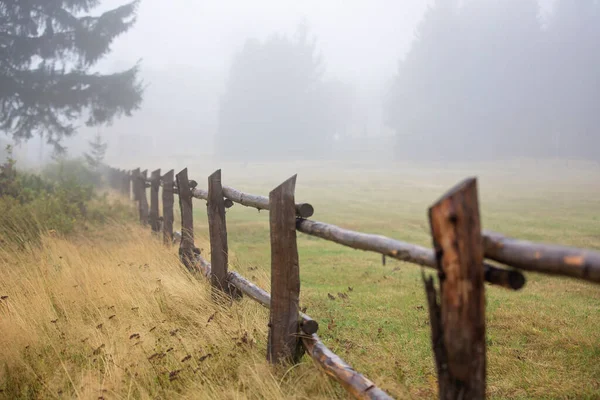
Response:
[140,169,149,225]
[207,169,231,298]
[132,168,145,224]
[132,168,140,202]
[176,168,195,271]
[119,169,124,196]
[123,170,131,198]
[149,169,161,233]
[162,169,175,245]
[424,177,486,399]
[267,175,302,364]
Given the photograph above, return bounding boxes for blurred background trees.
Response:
[384,0,600,162]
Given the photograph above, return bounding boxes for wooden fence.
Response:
[105,166,600,400]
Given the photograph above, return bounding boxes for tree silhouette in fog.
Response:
[0,0,144,151]
[217,25,341,161]
[385,0,600,161]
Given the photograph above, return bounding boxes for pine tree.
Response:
[0,0,144,150]
[217,24,333,160]
[85,132,107,170]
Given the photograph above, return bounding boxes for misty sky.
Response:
[16,0,559,165]
[98,0,429,84]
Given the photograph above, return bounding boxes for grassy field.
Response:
[1,160,599,399]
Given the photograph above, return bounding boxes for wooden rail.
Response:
[482,230,600,283]
[105,164,600,400]
[296,219,525,290]
[222,185,314,218]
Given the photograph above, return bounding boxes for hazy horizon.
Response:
[8,0,592,169]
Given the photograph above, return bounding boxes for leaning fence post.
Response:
[162,169,175,245]
[207,169,231,298]
[425,177,486,399]
[140,169,149,225]
[267,175,302,364]
[176,168,195,271]
[149,169,161,233]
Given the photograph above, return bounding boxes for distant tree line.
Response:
[217,25,355,161]
[385,0,600,162]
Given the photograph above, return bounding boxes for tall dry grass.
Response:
[0,224,340,399]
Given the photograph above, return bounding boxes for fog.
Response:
[12,0,599,168]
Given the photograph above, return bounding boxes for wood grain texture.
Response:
[302,335,394,400]
[149,169,161,233]
[161,169,175,246]
[207,170,230,297]
[222,185,313,218]
[267,175,302,364]
[483,230,600,284]
[428,177,486,399]
[139,170,149,225]
[192,187,234,208]
[176,168,195,272]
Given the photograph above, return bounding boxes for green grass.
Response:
[186,159,600,398]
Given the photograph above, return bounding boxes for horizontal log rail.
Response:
[302,336,393,400]
[483,230,600,284]
[191,252,384,396]
[188,249,319,335]
[222,185,314,218]
[296,219,526,290]
[192,187,234,208]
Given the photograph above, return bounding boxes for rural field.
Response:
[1,160,599,399]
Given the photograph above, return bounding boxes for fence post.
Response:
[149,169,161,233]
[128,170,133,200]
[132,168,145,224]
[162,169,175,245]
[424,177,486,399]
[124,170,131,199]
[267,175,302,364]
[140,169,149,225]
[132,168,140,202]
[207,169,231,298]
[176,168,195,271]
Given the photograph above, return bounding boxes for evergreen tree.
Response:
[385,0,545,161]
[544,0,600,159]
[0,0,144,150]
[217,24,338,161]
[84,132,107,170]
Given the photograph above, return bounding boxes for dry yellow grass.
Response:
[0,224,343,399]
[3,159,600,399]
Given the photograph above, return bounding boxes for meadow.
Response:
[1,159,599,399]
